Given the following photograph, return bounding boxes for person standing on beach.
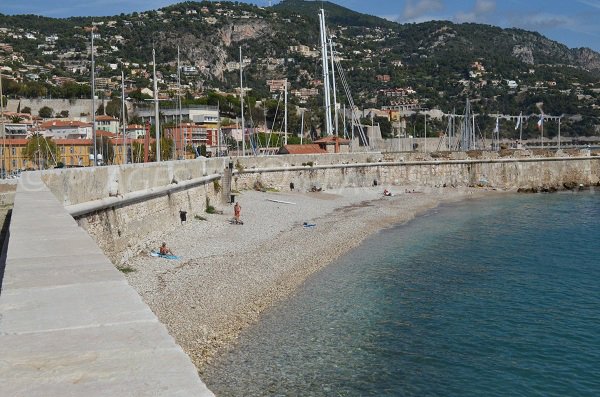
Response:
[234,202,242,224]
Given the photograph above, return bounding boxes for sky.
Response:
[1,0,599,52]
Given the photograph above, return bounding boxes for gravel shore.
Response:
[123,185,495,373]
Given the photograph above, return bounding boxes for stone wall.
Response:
[76,181,219,264]
[37,150,599,264]
[232,150,600,192]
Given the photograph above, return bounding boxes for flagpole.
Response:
[558,117,561,149]
[519,112,523,143]
[541,115,543,148]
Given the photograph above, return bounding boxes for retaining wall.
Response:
[38,150,600,264]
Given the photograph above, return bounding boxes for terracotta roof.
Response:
[279,144,327,155]
[313,136,351,144]
[95,115,118,121]
[55,139,93,145]
[0,139,29,145]
[96,130,116,138]
[39,120,92,129]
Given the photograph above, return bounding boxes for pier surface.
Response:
[0,173,213,396]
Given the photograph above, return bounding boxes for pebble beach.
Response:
[123,185,494,372]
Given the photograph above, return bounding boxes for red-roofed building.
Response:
[38,120,92,140]
[95,115,120,134]
[313,136,351,153]
[278,144,327,155]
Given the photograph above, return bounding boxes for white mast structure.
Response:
[91,24,97,165]
[121,69,127,164]
[319,9,333,136]
[284,78,288,145]
[329,38,338,135]
[240,46,245,156]
[177,46,183,159]
[152,48,161,162]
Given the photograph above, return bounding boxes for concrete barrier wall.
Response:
[41,158,228,206]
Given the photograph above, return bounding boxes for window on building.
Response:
[70,146,74,154]
[12,160,16,168]
[11,147,16,156]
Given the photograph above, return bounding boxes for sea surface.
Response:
[204,192,600,396]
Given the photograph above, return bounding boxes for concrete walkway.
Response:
[0,173,213,396]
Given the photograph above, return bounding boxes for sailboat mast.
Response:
[284,79,288,145]
[91,24,97,165]
[121,69,126,164]
[319,9,333,136]
[153,48,161,162]
[177,46,182,159]
[217,103,221,157]
[240,46,245,156]
[300,111,304,145]
[329,38,338,135]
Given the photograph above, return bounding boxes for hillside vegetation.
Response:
[0,0,599,137]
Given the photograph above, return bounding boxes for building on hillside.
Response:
[2,122,31,139]
[135,105,218,126]
[313,136,351,154]
[291,88,319,101]
[164,123,209,158]
[278,144,327,155]
[376,74,391,82]
[267,79,289,93]
[55,139,93,167]
[95,115,120,134]
[126,124,147,139]
[38,120,92,139]
[0,138,94,174]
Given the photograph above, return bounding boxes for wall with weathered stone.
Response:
[37,150,599,264]
[41,158,228,206]
[76,181,219,264]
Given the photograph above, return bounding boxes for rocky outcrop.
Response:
[513,45,534,64]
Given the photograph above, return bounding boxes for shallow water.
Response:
[204,192,600,396]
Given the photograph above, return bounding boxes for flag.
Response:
[494,117,499,134]
[537,114,544,130]
[515,113,521,130]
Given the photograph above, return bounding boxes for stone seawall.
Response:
[37,150,599,264]
[39,160,229,264]
[233,151,600,192]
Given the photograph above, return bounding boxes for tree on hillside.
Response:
[105,98,126,119]
[22,134,60,169]
[38,106,53,118]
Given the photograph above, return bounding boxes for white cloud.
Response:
[508,13,576,30]
[402,0,444,20]
[454,0,496,23]
[577,0,600,9]
[475,0,496,14]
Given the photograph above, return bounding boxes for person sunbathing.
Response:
[159,242,173,255]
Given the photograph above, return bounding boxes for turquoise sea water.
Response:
[204,192,600,396]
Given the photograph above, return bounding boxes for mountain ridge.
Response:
[0,0,598,137]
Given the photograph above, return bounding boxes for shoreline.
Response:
[123,186,500,373]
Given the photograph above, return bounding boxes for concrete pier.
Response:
[0,173,213,396]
